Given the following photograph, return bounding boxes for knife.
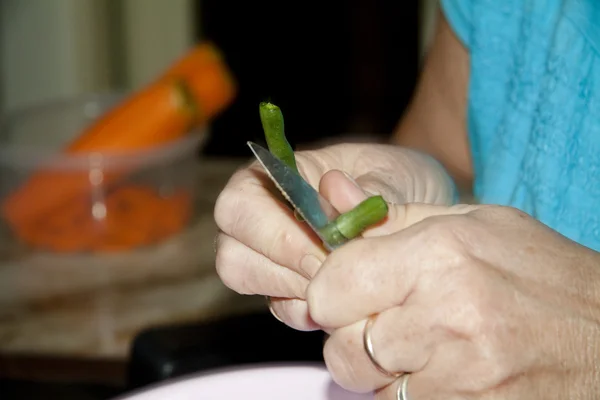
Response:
[248,141,388,252]
[248,141,343,251]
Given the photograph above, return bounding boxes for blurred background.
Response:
[1,0,438,153]
[0,0,439,399]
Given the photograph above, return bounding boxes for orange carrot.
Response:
[65,80,197,152]
[2,79,196,229]
[15,199,93,252]
[159,42,236,119]
[184,60,237,118]
[160,41,226,81]
[14,184,194,253]
[2,41,236,233]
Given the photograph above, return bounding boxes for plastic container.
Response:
[0,92,206,254]
[113,363,372,400]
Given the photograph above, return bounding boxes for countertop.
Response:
[0,153,476,386]
[0,158,266,363]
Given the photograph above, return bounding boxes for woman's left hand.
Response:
[306,202,600,399]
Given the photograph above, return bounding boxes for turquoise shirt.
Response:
[441,0,600,252]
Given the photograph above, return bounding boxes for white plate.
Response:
[114,363,373,400]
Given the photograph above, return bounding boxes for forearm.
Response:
[390,117,473,195]
[387,9,473,195]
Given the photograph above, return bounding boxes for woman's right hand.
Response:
[213,142,455,331]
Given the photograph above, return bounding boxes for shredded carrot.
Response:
[2,41,236,237]
[13,185,193,253]
[2,79,195,230]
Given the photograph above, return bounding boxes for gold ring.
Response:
[396,374,410,400]
[265,296,284,323]
[363,314,404,378]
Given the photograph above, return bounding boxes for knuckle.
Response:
[305,279,326,326]
[457,349,512,393]
[267,226,295,259]
[213,167,259,234]
[479,358,512,390]
[214,186,241,233]
[305,251,348,327]
[420,215,472,264]
[453,296,488,338]
[214,236,251,294]
[494,205,527,218]
[322,332,363,391]
[446,276,494,339]
[472,204,530,225]
[307,241,373,328]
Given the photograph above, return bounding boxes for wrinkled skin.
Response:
[214,143,600,399]
[214,143,454,331]
[309,203,600,399]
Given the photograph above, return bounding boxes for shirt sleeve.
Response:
[440,0,473,49]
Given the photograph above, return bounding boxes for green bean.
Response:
[259,102,298,172]
[259,101,303,220]
[319,195,388,246]
[257,100,388,245]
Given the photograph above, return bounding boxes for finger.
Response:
[364,202,480,237]
[307,203,480,328]
[268,297,320,331]
[215,165,327,279]
[215,232,309,298]
[319,169,369,213]
[318,170,403,238]
[319,170,479,237]
[322,305,440,393]
[374,362,462,400]
[374,374,426,400]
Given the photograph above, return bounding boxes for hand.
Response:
[307,202,600,399]
[214,143,455,330]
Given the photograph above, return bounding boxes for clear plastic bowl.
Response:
[0,92,206,254]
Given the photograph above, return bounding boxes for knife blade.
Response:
[248,141,346,250]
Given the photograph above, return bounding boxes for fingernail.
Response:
[342,171,369,204]
[342,171,361,188]
[265,296,285,323]
[299,253,323,278]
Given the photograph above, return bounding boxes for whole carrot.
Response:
[2,42,237,232]
[66,80,197,152]
[2,79,197,230]
[159,42,225,79]
[160,42,237,119]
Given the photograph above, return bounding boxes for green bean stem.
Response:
[319,195,388,245]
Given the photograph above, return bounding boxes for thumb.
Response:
[319,170,407,210]
[319,170,480,237]
[318,170,371,213]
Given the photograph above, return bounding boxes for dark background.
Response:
[197,0,420,156]
[0,2,421,398]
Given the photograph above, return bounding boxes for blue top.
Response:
[440,0,600,252]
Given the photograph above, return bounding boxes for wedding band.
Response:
[396,374,410,400]
[363,314,404,378]
[265,296,284,323]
